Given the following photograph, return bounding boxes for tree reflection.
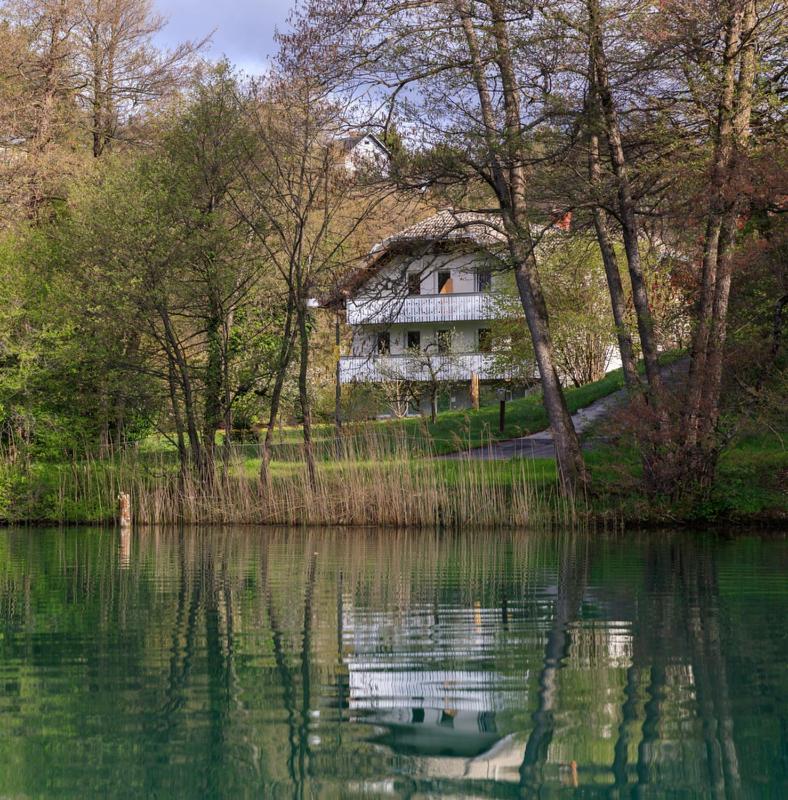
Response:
[0,527,783,797]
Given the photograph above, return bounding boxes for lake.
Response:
[0,527,785,797]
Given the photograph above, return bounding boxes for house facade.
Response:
[340,132,391,174]
[331,210,514,395]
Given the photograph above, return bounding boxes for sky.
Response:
[153,0,293,76]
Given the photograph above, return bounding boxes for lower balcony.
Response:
[339,353,508,384]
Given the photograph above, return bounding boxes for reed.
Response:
[0,425,606,530]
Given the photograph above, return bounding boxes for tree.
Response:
[231,68,401,488]
[72,0,202,157]
[0,0,201,222]
[682,0,760,487]
[585,0,664,405]
[62,66,282,480]
[285,0,590,494]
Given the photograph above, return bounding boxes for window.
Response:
[436,329,452,354]
[407,273,421,296]
[376,331,390,355]
[407,331,421,351]
[476,268,492,292]
[478,328,493,353]
[437,271,453,294]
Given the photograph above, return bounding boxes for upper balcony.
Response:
[346,292,502,326]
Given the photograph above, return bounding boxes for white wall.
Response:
[357,250,498,302]
[351,322,489,356]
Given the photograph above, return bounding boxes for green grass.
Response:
[576,431,786,524]
[232,362,636,459]
[138,352,684,461]
[3,352,781,527]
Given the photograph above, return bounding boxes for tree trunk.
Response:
[588,0,662,403]
[220,309,234,477]
[699,0,757,444]
[684,1,745,452]
[167,359,189,475]
[509,227,588,492]
[456,0,587,495]
[202,313,224,485]
[586,62,640,393]
[296,300,317,490]
[160,307,203,476]
[260,294,297,485]
[334,311,343,430]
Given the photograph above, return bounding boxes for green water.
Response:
[0,528,785,798]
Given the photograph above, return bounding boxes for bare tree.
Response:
[285,0,589,495]
[231,71,399,488]
[72,0,202,157]
[585,0,663,405]
[681,0,759,486]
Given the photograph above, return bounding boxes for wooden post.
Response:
[470,371,480,411]
[118,492,132,529]
[499,399,506,433]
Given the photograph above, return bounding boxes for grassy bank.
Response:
[1,355,782,529]
[1,440,580,530]
[1,427,783,528]
[195,356,676,462]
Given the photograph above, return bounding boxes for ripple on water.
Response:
[0,526,785,798]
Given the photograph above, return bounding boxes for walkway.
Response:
[441,359,685,461]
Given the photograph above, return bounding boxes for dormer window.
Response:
[476,269,492,292]
[438,271,453,294]
[407,273,421,296]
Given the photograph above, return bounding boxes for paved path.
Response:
[441,360,686,461]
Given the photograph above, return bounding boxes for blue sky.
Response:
[153,0,293,75]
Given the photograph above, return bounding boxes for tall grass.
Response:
[1,425,600,530]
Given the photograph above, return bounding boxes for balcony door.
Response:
[437,271,453,294]
[376,331,391,355]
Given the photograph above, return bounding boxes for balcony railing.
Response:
[339,353,507,384]
[346,292,503,326]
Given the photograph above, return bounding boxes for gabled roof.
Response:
[339,132,391,156]
[371,209,506,253]
[323,209,506,308]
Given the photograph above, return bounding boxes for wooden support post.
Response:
[470,371,480,411]
[499,399,506,433]
[118,493,132,529]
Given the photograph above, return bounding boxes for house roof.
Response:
[339,132,391,155]
[324,210,506,308]
[371,209,506,253]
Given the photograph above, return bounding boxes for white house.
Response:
[339,132,391,174]
[328,210,514,400]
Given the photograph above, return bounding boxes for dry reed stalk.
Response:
[0,422,606,529]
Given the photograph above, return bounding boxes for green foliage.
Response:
[491,233,622,387]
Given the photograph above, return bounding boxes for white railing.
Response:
[346,293,503,325]
[339,353,507,384]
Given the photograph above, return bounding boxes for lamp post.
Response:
[496,387,507,433]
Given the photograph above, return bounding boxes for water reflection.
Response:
[0,527,784,797]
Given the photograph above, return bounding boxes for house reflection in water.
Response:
[340,596,532,780]
[336,584,646,788]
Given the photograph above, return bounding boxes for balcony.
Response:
[339,353,508,384]
[346,292,502,326]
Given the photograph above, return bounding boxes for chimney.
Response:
[554,210,573,232]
